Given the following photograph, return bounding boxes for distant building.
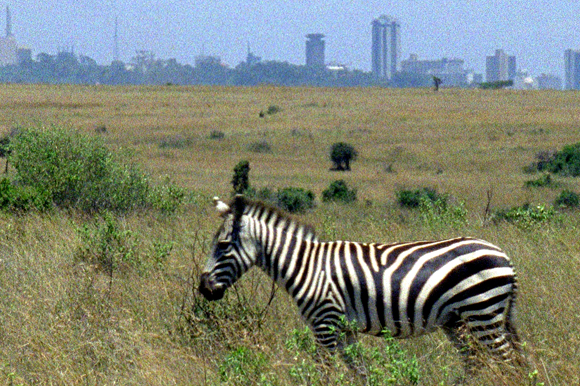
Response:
[564,49,580,90]
[486,49,516,82]
[0,6,17,66]
[245,43,261,66]
[401,54,470,87]
[371,15,400,80]
[536,73,562,90]
[305,33,325,68]
[513,70,537,90]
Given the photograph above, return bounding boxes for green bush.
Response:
[248,140,272,153]
[0,177,52,212]
[493,203,556,226]
[276,187,315,213]
[536,143,580,176]
[525,173,556,188]
[322,180,357,203]
[7,127,183,213]
[555,190,580,209]
[396,187,445,208]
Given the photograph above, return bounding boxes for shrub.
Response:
[533,143,580,177]
[248,140,272,153]
[7,126,183,213]
[209,130,225,140]
[232,160,251,195]
[0,134,10,158]
[396,187,445,208]
[555,190,580,209]
[276,187,315,213]
[0,177,52,212]
[266,105,282,115]
[322,180,357,203]
[330,142,357,171]
[492,203,556,226]
[419,197,467,229]
[525,173,556,188]
[159,134,192,149]
[75,212,138,275]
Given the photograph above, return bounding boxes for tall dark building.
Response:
[485,49,516,82]
[305,33,325,68]
[371,15,400,80]
[565,49,580,90]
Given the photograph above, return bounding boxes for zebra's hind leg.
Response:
[442,322,478,383]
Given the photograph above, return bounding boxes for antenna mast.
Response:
[114,16,119,62]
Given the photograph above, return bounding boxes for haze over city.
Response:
[6,1,580,77]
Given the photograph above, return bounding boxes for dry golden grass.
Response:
[0,84,579,385]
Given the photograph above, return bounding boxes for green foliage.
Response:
[219,346,274,386]
[158,134,193,149]
[209,130,225,140]
[555,190,580,209]
[75,212,138,274]
[248,140,272,153]
[537,143,580,177]
[330,142,358,171]
[232,160,251,195]
[493,203,557,227]
[276,187,315,213]
[148,178,186,214]
[266,105,282,115]
[0,134,10,158]
[396,187,445,208]
[322,179,357,203]
[479,80,513,89]
[525,173,556,188]
[0,177,52,212]
[7,127,182,213]
[419,197,468,229]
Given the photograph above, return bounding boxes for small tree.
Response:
[433,76,442,91]
[232,160,250,194]
[322,180,357,203]
[330,142,358,171]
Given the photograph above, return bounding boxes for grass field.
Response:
[0,84,579,385]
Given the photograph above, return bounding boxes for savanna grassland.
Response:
[0,84,579,385]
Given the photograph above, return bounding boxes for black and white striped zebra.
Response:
[199,195,524,373]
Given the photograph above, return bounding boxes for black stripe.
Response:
[422,254,512,326]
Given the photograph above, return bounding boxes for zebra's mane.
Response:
[238,197,318,243]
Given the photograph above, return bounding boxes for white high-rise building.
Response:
[371,15,400,80]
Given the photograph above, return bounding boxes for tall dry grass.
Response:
[0,85,578,385]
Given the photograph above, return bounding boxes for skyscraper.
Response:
[0,6,17,66]
[564,49,580,90]
[371,15,400,80]
[305,33,325,68]
[485,49,516,82]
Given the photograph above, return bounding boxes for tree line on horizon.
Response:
[0,50,434,87]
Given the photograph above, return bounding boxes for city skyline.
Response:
[2,1,580,78]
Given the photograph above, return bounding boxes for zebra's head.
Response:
[199,195,259,301]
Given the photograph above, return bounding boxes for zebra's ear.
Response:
[213,196,230,217]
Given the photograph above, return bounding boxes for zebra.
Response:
[199,195,525,376]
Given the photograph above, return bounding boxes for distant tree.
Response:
[232,160,251,194]
[330,142,358,171]
[479,80,513,90]
[433,76,442,91]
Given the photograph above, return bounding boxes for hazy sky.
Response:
[8,1,580,77]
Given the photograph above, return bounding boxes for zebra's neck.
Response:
[243,202,319,296]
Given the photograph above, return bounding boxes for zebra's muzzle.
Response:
[198,272,226,301]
